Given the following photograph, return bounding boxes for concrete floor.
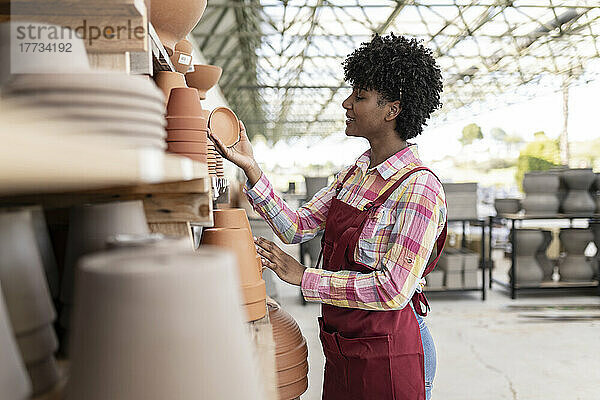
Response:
[268,246,600,400]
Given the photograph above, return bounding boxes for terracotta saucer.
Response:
[167,142,207,153]
[166,116,208,130]
[208,107,240,147]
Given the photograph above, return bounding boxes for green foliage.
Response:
[515,131,561,188]
[490,127,507,141]
[460,123,483,145]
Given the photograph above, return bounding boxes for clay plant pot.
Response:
[166,129,208,142]
[558,228,595,282]
[150,0,207,51]
[494,198,521,215]
[242,280,267,305]
[522,171,560,193]
[244,299,267,322]
[213,208,251,231]
[166,116,208,130]
[0,285,32,400]
[200,228,261,284]
[176,153,208,163]
[170,40,193,73]
[561,169,596,214]
[278,377,308,400]
[0,211,56,335]
[155,71,187,103]
[166,87,203,117]
[521,194,560,215]
[510,229,544,285]
[67,247,265,400]
[185,64,223,100]
[26,356,60,396]
[535,230,554,281]
[167,141,207,154]
[61,200,149,306]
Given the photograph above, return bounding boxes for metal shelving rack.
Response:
[489,213,600,299]
[425,218,487,301]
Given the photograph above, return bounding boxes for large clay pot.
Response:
[510,229,544,285]
[561,169,596,214]
[185,64,223,100]
[0,285,32,400]
[558,228,595,282]
[150,0,207,51]
[535,230,554,281]
[521,194,560,215]
[268,302,309,400]
[213,208,251,230]
[522,171,560,215]
[494,198,521,215]
[67,247,265,400]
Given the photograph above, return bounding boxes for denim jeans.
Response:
[413,308,436,400]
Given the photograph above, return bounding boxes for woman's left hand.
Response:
[255,237,306,286]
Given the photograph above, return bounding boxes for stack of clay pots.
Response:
[200,209,266,322]
[0,284,32,400]
[268,301,309,400]
[67,246,265,400]
[521,171,560,215]
[165,87,209,163]
[3,73,167,151]
[558,228,595,282]
[561,168,596,214]
[59,201,149,354]
[510,229,544,285]
[0,210,60,395]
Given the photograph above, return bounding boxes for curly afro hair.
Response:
[343,33,443,140]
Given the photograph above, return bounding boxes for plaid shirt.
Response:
[244,145,446,310]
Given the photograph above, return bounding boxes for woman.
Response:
[211,34,446,400]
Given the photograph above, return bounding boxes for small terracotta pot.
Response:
[185,64,223,100]
[175,153,208,163]
[213,208,251,230]
[166,87,203,117]
[200,228,261,284]
[166,129,208,142]
[170,40,193,73]
[244,299,267,322]
[166,116,208,130]
[242,280,266,304]
[26,355,60,396]
[0,285,32,400]
[155,71,187,103]
[16,323,58,364]
[167,141,207,154]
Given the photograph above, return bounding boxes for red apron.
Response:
[318,165,447,400]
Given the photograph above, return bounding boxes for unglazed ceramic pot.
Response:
[561,168,596,214]
[155,71,187,103]
[60,200,149,306]
[166,129,208,142]
[0,285,32,400]
[67,247,265,400]
[558,228,595,282]
[166,116,208,130]
[185,64,223,100]
[494,198,521,215]
[213,208,252,231]
[535,230,554,281]
[268,302,309,400]
[170,40,193,74]
[522,171,560,215]
[150,0,207,51]
[0,211,56,335]
[166,87,204,117]
[510,229,544,285]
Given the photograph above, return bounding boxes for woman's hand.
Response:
[255,237,306,286]
[209,120,262,185]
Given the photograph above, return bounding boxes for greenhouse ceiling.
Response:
[192,1,600,141]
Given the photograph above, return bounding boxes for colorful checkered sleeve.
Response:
[300,172,445,310]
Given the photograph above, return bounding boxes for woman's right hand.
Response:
[209,120,262,185]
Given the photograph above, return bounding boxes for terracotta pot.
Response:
[276,340,308,371]
[277,360,309,386]
[213,208,251,230]
[67,247,265,400]
[61,200,149,306]
[26,356,60,396]
[200,228,260,284]
[0,285,32,400]
[522,171,560,193]
[166,116,208,130]
[242,280,266,304]
[535,230,554,281]
[170,40,193,73]
[244,299,267,322]
[176,153,208,163]
[16,324,58,364]
[0,211,56,334]
[166,141,207,154]
[166,87,203,117]
[150,0,207,51]
[559,228,595,282]
[154,71,187,103]
[166,129,208,142]
[185,64,223,100]
[278,376,308,400]
[494,198,521,215]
